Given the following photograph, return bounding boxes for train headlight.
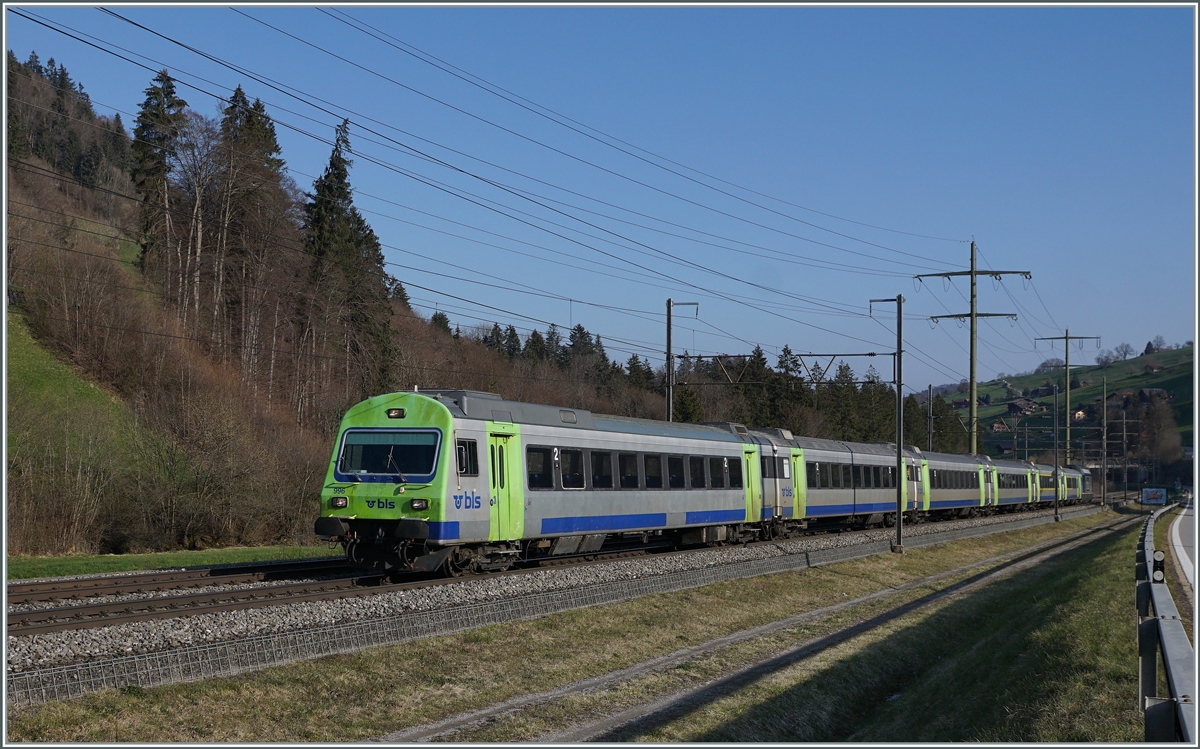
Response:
[386,408,406,419]
[410,498,429,511]
[331,496,348,509]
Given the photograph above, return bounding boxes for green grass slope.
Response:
[6,308,131,426]
[969,347,1193,456]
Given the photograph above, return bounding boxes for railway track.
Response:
[5,505,1103,638]
[6,557,350,605]
[5,545,679,637]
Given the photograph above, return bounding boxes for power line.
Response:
[321,7,971,246]
[231,7,959,268]
[11,12,890,327]
[6,25,973,381]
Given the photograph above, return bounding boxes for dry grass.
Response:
[7,511,1125,742]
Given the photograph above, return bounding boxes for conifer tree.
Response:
[503,325,522,358]
[304,120,395,398]
[544,324,563,366]
[430,311,452,335]
[131,70,187,285]
[523,329,547,360]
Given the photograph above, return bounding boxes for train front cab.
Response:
[315,392,459,571]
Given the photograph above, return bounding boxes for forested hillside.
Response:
[5,51,1021,555]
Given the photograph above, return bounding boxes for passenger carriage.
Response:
[315,390,1091,574]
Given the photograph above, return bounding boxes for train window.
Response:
[498,445,505,489]
[872,466,882,488]
[819,463,831,489]
[592,451,614,489]
[831,463,842,488]
[668,456,686,489]
[619,453,640,489]
[690,457,707,489]
[560,449,584,489]
[709,457,726,489]
[852,465,862,488]
[729,457,744,489]
[456,439,479,476]
[490,445,496,489]
[883,466,892,489]
[527,447,553,489]
[842,464,853,489]
[644,455,664,489]
[339,430,439,477]
[761,457,774,479]
[781,458,791,480]
[806,462,818,489]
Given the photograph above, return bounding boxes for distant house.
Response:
[1097,390,1133,409]
[1143,364,1164,374]
[1139,388,1169,403]
[991,421,1009,433]
[1007,398,1045,416]
[1029,386,1055,398]
[1071,408,1088,422]
[953,398,970,409]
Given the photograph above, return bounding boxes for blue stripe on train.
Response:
[691,509,748,524]
[804,503,855,516]
[758,507,795,520]
[928,499,982,509]
[427,521,460,541]
[541,513,667,534]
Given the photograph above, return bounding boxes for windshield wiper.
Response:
[385,446,408,484]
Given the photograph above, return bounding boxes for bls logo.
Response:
[365,499,397,510]
[453,491,482,510]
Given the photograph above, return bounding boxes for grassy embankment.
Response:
[8,507,1146,742]
[6,310,328,573]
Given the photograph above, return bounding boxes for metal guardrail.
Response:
[7,503,1103,707]
[1136,503,1196,742]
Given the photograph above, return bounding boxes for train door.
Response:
[762,446,787,520]
[791,449,804,519]
[984,467,995,506]
[907,459,920,512]
[744,446,762,523]
[759,449,780,521]
[486,426,520,541]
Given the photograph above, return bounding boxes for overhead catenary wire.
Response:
[83,7,947,286]
[7,16,974,384]
[231,7,960,268]
[12,11,893,326]
[322,7,972,247]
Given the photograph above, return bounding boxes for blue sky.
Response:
[5,5,1195,394]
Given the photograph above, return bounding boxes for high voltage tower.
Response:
[916,241,1031,455]
[1035,329,1101,464]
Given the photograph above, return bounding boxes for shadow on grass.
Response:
[600,522,1140,743]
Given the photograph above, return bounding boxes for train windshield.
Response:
[338,430,439,479]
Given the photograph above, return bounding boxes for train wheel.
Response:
[444,548,476,577]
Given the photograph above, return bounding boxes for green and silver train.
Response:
[315,390,1092,575]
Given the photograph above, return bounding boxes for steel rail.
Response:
[8,504,1098,638]
[1136,503,1196,743]
[6,502,1106,706]
[6,557,351,604]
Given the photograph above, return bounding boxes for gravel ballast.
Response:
[6,506,1094,677]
